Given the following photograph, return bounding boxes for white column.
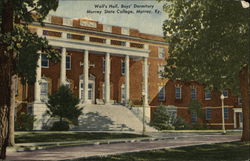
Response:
[60,47,66,85]
[83,50,89,104]
[143,57,149,106]
[34,53,41,102]
[234,111,237,128]
[105,53,111,104]
[125,55,130,104]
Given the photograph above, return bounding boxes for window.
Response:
[205,89,211,100]
[205,108,212,120]
[121,41,126,46]
[121,84,125,103]
[191,88,196,100]
[166,106,177,121]
[175,87,182,99]
[158,86,165,101]
[158,65,164,78]
[121,61,125,75]
[66,56,71,70]
[191,112,197,123]
[238,97,242,105]
[67,33,72,39]
[224,107,229,120]
[65,80,71,89]
[158,47,165,58]
[40,78,48,102]
[222,90,228,98]
[41,54,49,68]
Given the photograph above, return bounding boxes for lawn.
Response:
[15,132,147,143]
[78,141,250,161]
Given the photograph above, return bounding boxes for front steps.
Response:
[72,104,156,132]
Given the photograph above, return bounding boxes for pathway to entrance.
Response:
[6,135,240,161]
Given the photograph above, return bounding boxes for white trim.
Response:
[103,24,112,33]
[121,27,129,35]
[46,36,150,58]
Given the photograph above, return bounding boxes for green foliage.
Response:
[0,0,60,84]
[150,105,174,130]
[188,100,203,119]
[172,116,190,130]
[50,121,69,131]
[192,123,208,130]
[15,112,36,131]
[46,85,82,126]
[161,0,249,95]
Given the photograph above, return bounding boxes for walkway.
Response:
[6,135,240,161]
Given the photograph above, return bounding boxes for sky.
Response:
[50,0,168,36]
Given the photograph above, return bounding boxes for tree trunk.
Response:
[0,0,14,159]
[8,75,17,146]
[239,65,250,141]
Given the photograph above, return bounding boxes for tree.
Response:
[188,100,203,119]
[161,0,249,141]
[150,105,174,130]
[0,0,59,159]
[46,85,82,129]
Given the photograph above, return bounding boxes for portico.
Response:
[34,27,150,106]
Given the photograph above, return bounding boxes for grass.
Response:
[15,132,147,143]
[78,141,250,161]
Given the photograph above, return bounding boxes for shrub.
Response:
[192,123,208,130]
[46,85,82,129]
[150,105,174,130]
[15,112,36,131]
[50,121,69,131]
[173,116,190,130]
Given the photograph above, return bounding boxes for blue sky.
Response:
[50,0,168,36]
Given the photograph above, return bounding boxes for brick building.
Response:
[15,15,243,130]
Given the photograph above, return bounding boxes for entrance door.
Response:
[239,112,243,128]
[236,112,243,129]
[88,82,95,103]
[79,75,95,104]
[121,84,125,104]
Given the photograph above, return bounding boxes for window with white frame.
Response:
[41,54,49,68]
[191,111,197,123]
[222,89,228,98]
[166,106,177,121]
[175,87,182,99]
[238,97,242,105]
[191,88,197,100]
[121,61,125,75]
[158,86,165,101]
[158,47,165,58]
[205,108,212,120]
[40,78,48,102]
[65,79,71,89]
[224,107,229,120]
[66,56,71,70]
[158,65,164,78]
[205,89,211,100]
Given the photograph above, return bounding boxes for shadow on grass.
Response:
[77,141,250,161]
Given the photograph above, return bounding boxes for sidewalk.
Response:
[9,130,241,152]
[6,135,240,161]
